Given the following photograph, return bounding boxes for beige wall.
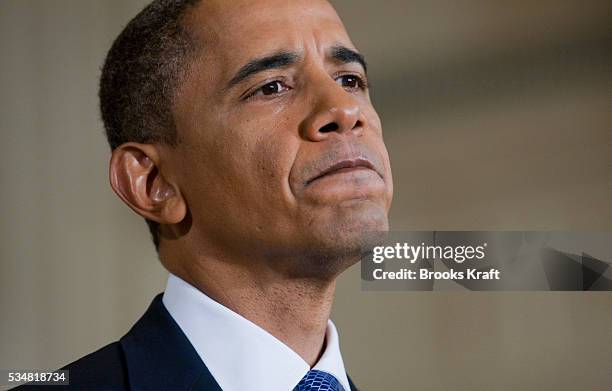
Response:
[1,1,611,390]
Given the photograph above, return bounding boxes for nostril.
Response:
[319,122,339,133]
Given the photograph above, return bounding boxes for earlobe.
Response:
[109,143,186,225]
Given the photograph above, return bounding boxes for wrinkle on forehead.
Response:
[182,0,353,61]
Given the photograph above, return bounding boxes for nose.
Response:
[300,76,365,141]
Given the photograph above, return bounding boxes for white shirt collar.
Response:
[162,273,351,391]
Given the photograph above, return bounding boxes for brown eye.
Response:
[244,80,292,101]
[260,81,285,95]
[337,74,362,90]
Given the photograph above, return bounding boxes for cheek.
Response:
[250,127,301,209]
[253,140,285,184]
[380,142,394,209]
[240,102,298,164]
[364,105,383,135]
[364,108,394,207]
[225,107,302,211]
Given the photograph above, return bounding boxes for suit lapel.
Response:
[120,293,222,391]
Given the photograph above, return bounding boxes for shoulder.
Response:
[61,342,128,389]
[12,342,128,391]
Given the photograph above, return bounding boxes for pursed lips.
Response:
[305,158,382,186]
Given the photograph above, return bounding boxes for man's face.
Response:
[168,0,393,274]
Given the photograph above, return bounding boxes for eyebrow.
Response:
[226,45,368,90]
[329,45,367,73]
[227,51,299,89]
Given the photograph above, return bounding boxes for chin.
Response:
[329,201,389,255]
[290,200,389,279]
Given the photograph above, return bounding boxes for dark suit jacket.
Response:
[14,294,358,391]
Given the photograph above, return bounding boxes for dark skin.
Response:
[109,0,393,365]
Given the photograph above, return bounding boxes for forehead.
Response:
[184,0,355,66]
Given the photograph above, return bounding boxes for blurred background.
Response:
[0,0,610,390]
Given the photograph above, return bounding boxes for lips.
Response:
[306,158,379,185]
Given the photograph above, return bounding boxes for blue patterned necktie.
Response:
[294,370,345,391]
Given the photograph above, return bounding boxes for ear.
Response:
[109,143,186,225]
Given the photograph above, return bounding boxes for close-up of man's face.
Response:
[160,0,393,275]
[3,1,611,389]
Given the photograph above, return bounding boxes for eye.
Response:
[336,74,366,91]
[250,80,291,98]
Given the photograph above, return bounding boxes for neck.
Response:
[165,248,337,366]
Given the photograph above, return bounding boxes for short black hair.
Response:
[99,0,202,252]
